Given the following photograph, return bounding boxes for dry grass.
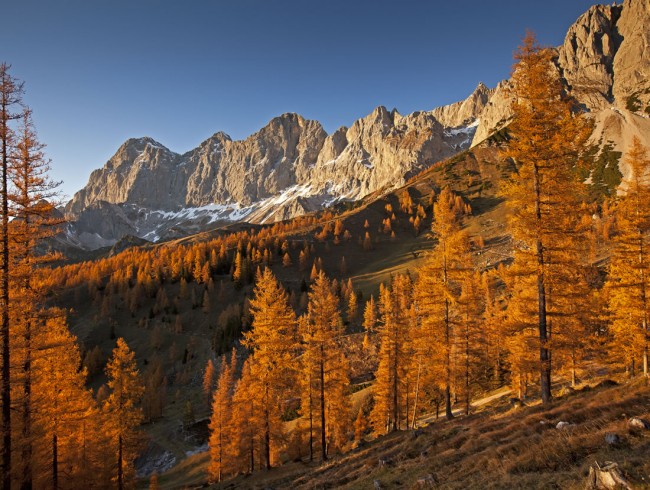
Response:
[198,378,650,489]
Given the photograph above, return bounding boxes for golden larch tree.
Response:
[243,268,297,469]
[415,187,470,419]
[299,272,349,461]
[31,313,99,488]
[501,32,590,402]
[0,63,24,488]
[103,338,144,490]
[208,350,236,482]
[606,137,650,377]
[371,274,415,433]
[9,108,62,489]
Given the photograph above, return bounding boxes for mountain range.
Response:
[62,0,650,251]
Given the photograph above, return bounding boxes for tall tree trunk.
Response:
[308,372,313,462]
[638,231,649,378]
[319,345,327,462]
[264,385,271,470]
[411,359,422,430]
[249,399,254,474]
[444,298,453,419]
[218,409,222,482]
[52,433,57,490]
[534,162,552,404]
[21,212,33,490]
[392,333,398,431]
[1,74,11,490]
[118,434,123,490]
[465,318,470,416]
[21,320,32,490]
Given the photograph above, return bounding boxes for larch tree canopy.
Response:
[243,267,297,470]
[415,187,471,419]
[103,338,144,490]
[501,32,590,403]
[606,137,650,377]
[299,271,349,461]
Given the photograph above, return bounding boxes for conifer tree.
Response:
[606,137,650,377]
[0,63,23,489]
[501,32,590,402]
[363,296,377,335]
[415,187,470,419]
[371,275,414,433]
[229,359,260,474]
[243,268,297,469]
[103,338,144,490]
[202,359,216,403]
[353,407,368,443]
[208,350,236,482]
[458,269,484,415]
[32,314,98,488]
[9,107,62,490]
[299,272,349,460]
[347,289,358,328]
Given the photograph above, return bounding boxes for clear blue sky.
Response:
[2,0,600,199]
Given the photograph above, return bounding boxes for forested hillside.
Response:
[1,12,650,490]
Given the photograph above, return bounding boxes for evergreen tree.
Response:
[415,187,470,419]
[606,137,650,377]
[103,338,144,490]
[243,268,297,469]
[299,272,349,461]
[501,32,590,403]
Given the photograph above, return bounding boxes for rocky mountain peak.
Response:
[429,81,495,128]
[209,131,232,143]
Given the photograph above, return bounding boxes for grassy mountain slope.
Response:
[159,378,650,489]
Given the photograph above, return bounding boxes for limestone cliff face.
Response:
[558,3,622,110]
[67,137,186,216]
[612,0,650,111]
[470,81,512,146]
[430,82,494,127]
[472,0,650,147]
[65,83,489,248]
[182,114,327,207]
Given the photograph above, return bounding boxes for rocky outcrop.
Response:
[558,4,622,110]
[429,82,494,127]
[472,0,650,147]
[470,81,511,145]
[67,138,185,217]
[612,0,650,112]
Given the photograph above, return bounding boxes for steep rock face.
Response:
[307,106,458,201]
[67,138,185,216]
[470,81,512,145]
[183,114,327,206]
[589,108,650,183]
[612,0,650,111]
[558,4,622,110]
[430,82,494,127]
[472,0,650,147]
